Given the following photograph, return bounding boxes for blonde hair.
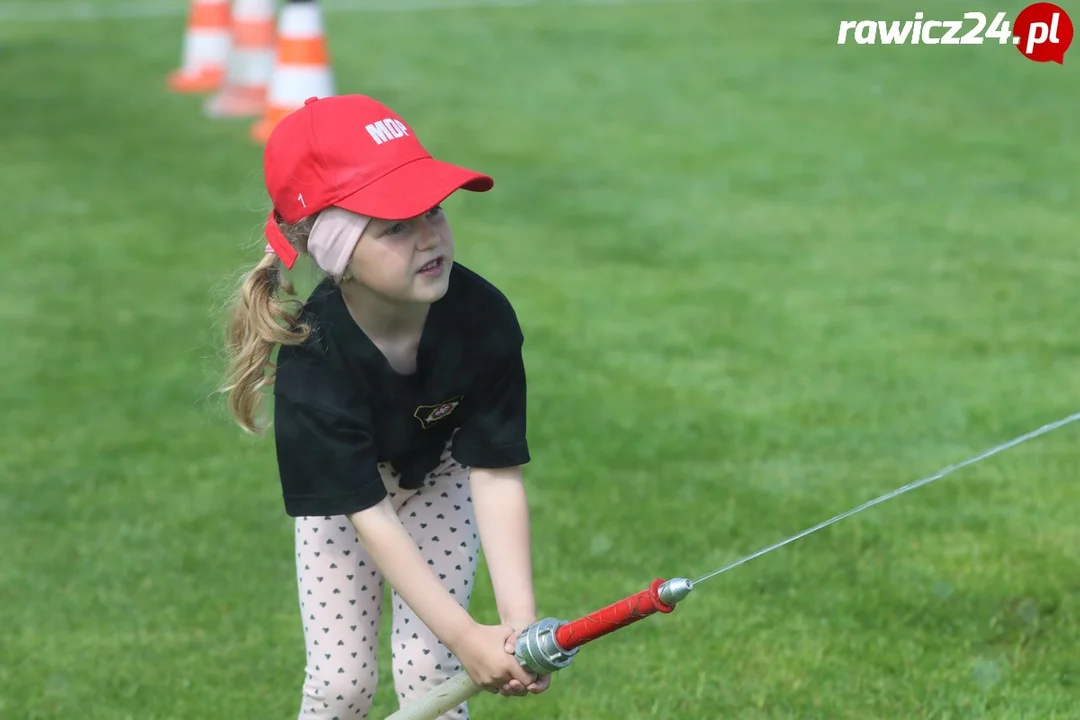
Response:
[220,214,319,434]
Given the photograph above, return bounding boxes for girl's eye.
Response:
[383,206,441,236]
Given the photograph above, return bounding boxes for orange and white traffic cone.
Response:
[204,0,278,118]
[250,0,335,143]
[168,0,232,93]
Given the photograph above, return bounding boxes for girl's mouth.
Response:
[417,257,444,275]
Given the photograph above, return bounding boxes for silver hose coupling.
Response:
[514,617,578,675]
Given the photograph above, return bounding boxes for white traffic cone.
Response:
[205,0,278,117]
[168,0,232,93]
[251,0,335,143]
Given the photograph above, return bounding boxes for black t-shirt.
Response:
[271,262,530,518]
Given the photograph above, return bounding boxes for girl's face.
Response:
[345,205,454,305]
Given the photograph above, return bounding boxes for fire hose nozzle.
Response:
[512,578,694,676]
[514,617,578,675]
[388,577,696,719]
[657,577,694,606]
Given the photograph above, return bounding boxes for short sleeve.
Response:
[273,391,386,518]
[452,335,531,470]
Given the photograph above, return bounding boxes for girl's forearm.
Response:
[469,466,537,622]
[348,498,477,652]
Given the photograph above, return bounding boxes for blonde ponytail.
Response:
[221,215,318,434]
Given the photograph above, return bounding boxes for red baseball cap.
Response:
[262,94,494,269]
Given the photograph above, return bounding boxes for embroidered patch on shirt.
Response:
[413,396,464,429]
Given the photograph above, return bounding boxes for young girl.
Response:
[221,94,551,719]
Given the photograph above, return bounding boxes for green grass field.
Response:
[3,0,1080,717]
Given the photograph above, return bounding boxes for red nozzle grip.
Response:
[553,578,674,651]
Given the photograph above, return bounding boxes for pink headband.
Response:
[264,206,371,282]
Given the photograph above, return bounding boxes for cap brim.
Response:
[334,157,493,221]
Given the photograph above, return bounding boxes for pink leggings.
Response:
[293,445,478,719]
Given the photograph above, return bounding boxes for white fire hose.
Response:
[382,410,1080,719]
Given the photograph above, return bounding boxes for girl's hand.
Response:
[500,618,553,697]
[454,623,537,694]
